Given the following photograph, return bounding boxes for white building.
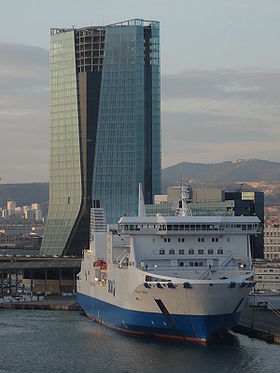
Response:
[264,224,280,260]
[7,200,16,215]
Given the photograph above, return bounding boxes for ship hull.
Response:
[77,292,241,344]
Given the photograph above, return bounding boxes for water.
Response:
[0,310,279,373]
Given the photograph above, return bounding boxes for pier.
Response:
[0,294,80,311]
[233,307,280,345]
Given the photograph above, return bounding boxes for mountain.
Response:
[162,159,280,191]
[0,183,49,207]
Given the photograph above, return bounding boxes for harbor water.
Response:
[0,310,279,373]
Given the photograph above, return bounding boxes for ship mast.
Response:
[177,179,192,216]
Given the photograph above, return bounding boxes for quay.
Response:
[0,294,80,311]
[233,307,280,345]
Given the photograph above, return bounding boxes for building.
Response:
[253,260,280,291]
[225,191,264,259]
[7,201,16,216]
[264,224,280,260]
[41,19,161,256]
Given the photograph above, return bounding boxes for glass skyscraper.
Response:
[41,19,161,256]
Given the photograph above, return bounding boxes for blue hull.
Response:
[77,293,241,344]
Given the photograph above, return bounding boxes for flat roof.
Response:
[118,216,260,224]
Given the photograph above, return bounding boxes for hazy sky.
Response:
[0,0,280,183]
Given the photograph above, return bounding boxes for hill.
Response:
[162,159,280,191]
[0,183,49,207]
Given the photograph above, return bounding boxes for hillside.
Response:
[0,183,49,207]
[162,159,280,191]
[0,159,279,208]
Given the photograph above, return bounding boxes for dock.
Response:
[0,295,80,311]
[233,307,280,345]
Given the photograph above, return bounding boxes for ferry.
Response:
[77,184,260,344]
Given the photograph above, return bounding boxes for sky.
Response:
[0,0,280,183]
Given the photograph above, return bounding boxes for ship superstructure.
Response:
[77,185,260,344]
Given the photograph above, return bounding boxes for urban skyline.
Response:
[1,1,280,183]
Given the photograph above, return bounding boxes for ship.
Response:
[77,184,260,344]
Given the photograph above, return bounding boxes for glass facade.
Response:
[41,20,161,255]
[41,31,82,256]
[92,21,161,223]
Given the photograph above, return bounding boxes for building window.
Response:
[179,249,185,255]
[159,249,165,255]
[169,249,175,255]
[208,249,213,255]
[189,249,194,255]
[198,249,204,255]
[217,249,223,254]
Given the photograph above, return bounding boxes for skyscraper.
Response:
[41,19,161,256]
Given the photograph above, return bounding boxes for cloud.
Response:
[0,42,279,182]
[162,69,280,167]
[0,43,49,183]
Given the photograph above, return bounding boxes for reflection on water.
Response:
[0,310,279,373]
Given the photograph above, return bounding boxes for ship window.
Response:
[198,249,204,255]
[189,249,194,255]
[179,224,184,231]
[199,262,203,267]
[216,238,219,242]
[159,249,165,255]
[130,225,135,230]
[194,262,198,267]
[198,238,200,242]
[164,238,167,242]
[169,249,175,255]
[178,238,181,243]
[179,261,184,267]
[182,238,185,243]
[196,225,201,230]
[189,262,194,267]
[168,238,171,243]
[208,249,214,254]
[185,225,189,230]
[179,249,184,255]
[218,249,223,254]
[212,237,215,242]
[167,225,172,231]
[202,225,206,231]
[257,276,262,279]
[227,237,230,242]
[191,225,195,231]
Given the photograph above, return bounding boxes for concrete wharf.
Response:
[234,307,280,345]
